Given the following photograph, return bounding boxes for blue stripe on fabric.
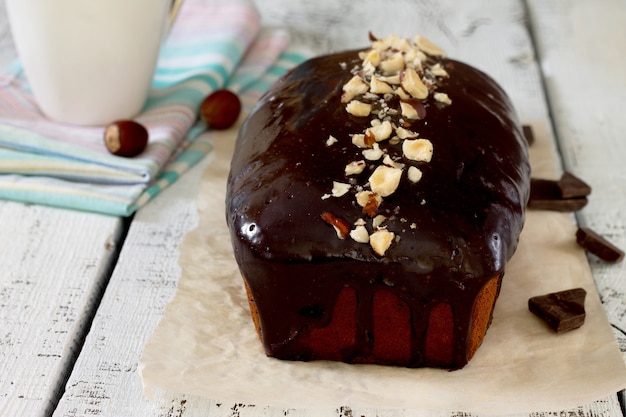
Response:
[152,65,230,89]
[144,82,218,110]
[0,188,132,216]
[158,40,244,67]
[152,65,230,90]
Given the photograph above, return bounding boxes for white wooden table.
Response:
[1,0,625,416]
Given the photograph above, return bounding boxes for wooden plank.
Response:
[0,201,125,416]
[51,0,625,416]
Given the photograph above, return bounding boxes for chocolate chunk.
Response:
[557,172,591,199]
[522,125,535,146]
[528,288,586,333]
[576,227,625,263]
[528,177,588,211]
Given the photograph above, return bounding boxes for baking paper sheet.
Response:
[139,121,626,415]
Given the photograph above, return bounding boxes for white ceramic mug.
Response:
[6,0,183,126]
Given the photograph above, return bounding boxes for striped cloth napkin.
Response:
[0,0,308,216]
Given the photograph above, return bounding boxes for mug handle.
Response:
[169,0,185,28]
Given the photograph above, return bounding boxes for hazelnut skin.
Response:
[199,89,241,130]
[103,120,149,157]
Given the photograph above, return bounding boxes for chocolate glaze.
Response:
[226,50,530,368]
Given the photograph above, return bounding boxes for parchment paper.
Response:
[139,121,626,415]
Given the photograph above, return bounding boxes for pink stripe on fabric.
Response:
[0,85,41,119]
[168,3,259,39]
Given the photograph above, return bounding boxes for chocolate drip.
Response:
[226,50,530,368]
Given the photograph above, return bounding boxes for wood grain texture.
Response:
[527,0,626,363]
[0,202,124,417]
[0,0,622,415]
[51,157,209,417]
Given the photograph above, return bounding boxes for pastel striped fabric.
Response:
[0,0,308,216]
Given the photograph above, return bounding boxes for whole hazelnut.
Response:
[103,120,149,157]
[199,89,241,130]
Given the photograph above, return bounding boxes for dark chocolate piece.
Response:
[576,227,625,263]
[557,172,591,199]
[528,288,586,333]
[522,125,535,146]
[528,177,588,211]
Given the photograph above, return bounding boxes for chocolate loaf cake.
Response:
[226,34,530,369]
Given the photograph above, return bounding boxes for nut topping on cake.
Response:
[369,165,403,197]
[326,135,338,146]
[370,229,395,256]
[346,100,373,117]
[407,166,423,183]
[331,181,352,197]
[342,75,369,103]
[350,225,370,243]
[321,212,350,239]
[400,68,429,99]
[434,92,452,105]
[321,33,451,256]
[414,34,446,57]
[345,160,366,175]
[402,138,433,162]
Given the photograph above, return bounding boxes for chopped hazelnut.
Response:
[395,126,418,139]
[350,225,370,243]
[362,61,376,77]
[430,63,449,77]
[434,92,452,105]
[331,181,351,197]
[383,155,405,169]
[363,131,377,147]
[363,143,385,161]
[372,214,387,229]
[370,77,394,94]
[363,49,381,67]
[380,52,405,75]
[321,212,350,239]
[354,218,367,226]
[369,165,403,197]
[389,35,411,52]
[414,35,446,57]
[346,100,372,117]
[379,74,401,85]
[403,48,419,67]
[342,75,369,103]
[365,120,393,142]
[401,68,429,100]
[407,166,423,183]
[400,101,420,120]
[356,190,382,214]
[345,160,366,176]
[370,229,395,256]
[326,135,338,146]
[351,133,367,148]
[395,87,411,100]
[402,138,433,162]
[371,36,392,51]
